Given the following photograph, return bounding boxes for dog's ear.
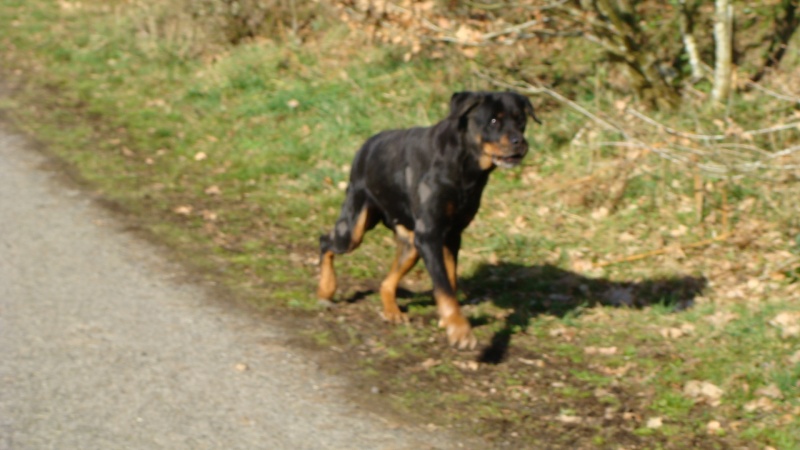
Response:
[449,91,483,126]
[515,93,542,125]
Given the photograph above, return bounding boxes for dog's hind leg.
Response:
[317,189,378,300]
[379,225,419,324]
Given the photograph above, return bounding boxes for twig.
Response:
[475,70,800,175]
[720,180,729,233]
[627,108,726,141]
[745,80,800,104]
[628,107,800,141]
[466,0,569,11]
[562,210,591,224]
[464,0,507,10]
[422,19,546,46]
[595,233,731,268]
[483,19,541,40]
[693,157,704,223]
[474,70,628,138]
[473,68,544,93]
[759,255,800,281]
[745,122,800,136]
[594,141,644,149]
[767,144,800,159]
[715,143,772,157]
[542,175,595,197]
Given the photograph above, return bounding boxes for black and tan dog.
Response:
[318,91,540,349]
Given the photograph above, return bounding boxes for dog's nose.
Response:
[509,134,522,145]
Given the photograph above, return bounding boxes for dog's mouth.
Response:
[491,145,528,168]
[480,140,528,170]
[492,153,525,169]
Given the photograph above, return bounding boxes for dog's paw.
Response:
[381,308,410,324]
[439,314,477,350]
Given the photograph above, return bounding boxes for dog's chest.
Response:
[451,178,488,226]
[413,168,488,228]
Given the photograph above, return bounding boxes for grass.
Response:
[3,0,800,448]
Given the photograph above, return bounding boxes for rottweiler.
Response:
[317,91,540,349]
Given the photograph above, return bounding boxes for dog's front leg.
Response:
[415,232,477,350]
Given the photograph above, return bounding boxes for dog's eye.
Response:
[489,118,499,127]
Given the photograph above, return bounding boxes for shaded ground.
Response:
[298,261,723,449]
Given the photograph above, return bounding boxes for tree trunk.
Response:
[593,0,680,109]
[679,0,704,81]
[711,0,733,104]
[751,0,800,83]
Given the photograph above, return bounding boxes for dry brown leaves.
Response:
[683,380,724,406]
[334,0,552,60]
[769,311,800,339]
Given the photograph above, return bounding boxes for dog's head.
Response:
[449,91,540,170]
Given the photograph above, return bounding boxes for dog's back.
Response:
[349,124,446,231]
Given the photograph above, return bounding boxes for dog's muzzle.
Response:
[491,142,528,169]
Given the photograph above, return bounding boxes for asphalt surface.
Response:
[0,125,464,449]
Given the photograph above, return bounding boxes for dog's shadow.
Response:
[460,262,707,364]
[341,262,706,365]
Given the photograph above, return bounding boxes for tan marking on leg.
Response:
[443,246,457,291]
[348,208,370,251]
[380,226,418,324]
[434,289,476,350]
[317,251,337,300]
[395,224,412,242]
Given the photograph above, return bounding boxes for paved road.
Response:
[0,125,464,449]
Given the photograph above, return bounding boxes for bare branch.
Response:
[474,70,629,138]
[482,19,541,40]
[596,232,732,268]
[744,80,800,104]
[475,70,800,176]
[715,143,772,157]
[767,145,800,160]
[626,108,726,141]
[466,0,570,11]
[746,122,800,136]
[627,108,800,141]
